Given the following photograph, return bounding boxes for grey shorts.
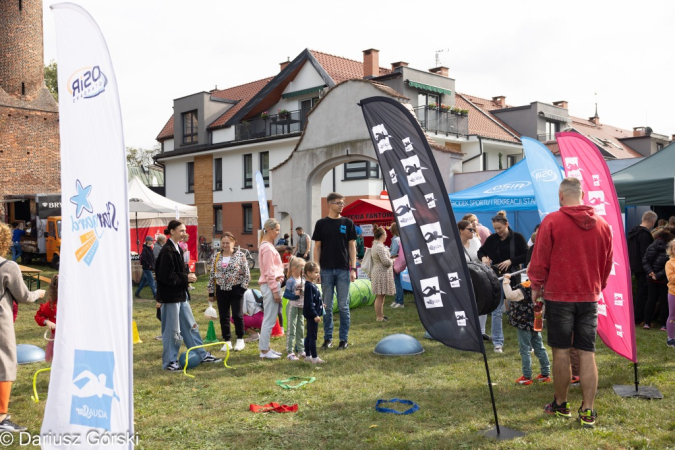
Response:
[544,300,598,352]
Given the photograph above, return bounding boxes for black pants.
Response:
[305,319,318,358]
[645,281,669,326]
[215,285,245,340]
[633,272,649,323]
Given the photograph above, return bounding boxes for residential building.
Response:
[155,48,524,248]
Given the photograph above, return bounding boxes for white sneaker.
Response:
[270,349,282,356]
[245,332,260,342]
[494,346,503,353]
[233,339,245,351]
[221,342,232,352]
[311,357,326,364]
[260,351,280,359]
[390,302,397,308]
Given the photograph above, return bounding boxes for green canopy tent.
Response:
[612,142,675,205]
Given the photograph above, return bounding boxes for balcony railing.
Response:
[234,109,306,142]
[537,133,556,142]
[413,106,469,136]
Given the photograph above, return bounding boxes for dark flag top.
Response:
[360,97,483,353]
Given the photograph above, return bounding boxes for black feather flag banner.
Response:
[360,97,483,353]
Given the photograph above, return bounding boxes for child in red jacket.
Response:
[35,274,58,362]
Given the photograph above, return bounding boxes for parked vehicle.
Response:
[5,194,62,268]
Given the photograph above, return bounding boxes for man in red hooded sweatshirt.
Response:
[528,177,613,428]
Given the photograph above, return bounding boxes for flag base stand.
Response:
[481,426,525,440]
[613,385,663,399]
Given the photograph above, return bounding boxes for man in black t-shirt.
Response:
[312,192,357,350]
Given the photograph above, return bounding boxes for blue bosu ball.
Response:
[178,351,201,369]
[374,334,424,356]
[17,344,46,364]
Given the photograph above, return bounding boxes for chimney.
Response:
[492,96,506,108]
[429,66,449,77]
[362,48,380,78]
[553,100,568,109]
[589,103,600,125]
[279,57,290,72]
[633,127,646,137]
[391,61,408,71]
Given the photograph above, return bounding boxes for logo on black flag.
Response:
[400,155,427,186]
[420,277,445,309]
[389,168,398,184]
[402,137,414,152]
[455,311,467,326]
[412,249,423,264]
[371,124,393,153]
[420,222,449,254]
[425,193,436,209]
[392,195,416,227]
[448,272,461,288]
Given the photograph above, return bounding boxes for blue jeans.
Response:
[321,268,350,342]
[394,272,404,305]
[491,288,505,348]
[11,242,21,262]
[160,300,207,369]
[516,328,550,379]
[136,269,157,297]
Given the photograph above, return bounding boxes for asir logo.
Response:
[67,65,108,102]
[531,169,558,182]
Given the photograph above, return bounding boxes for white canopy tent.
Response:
[128,177,199,258]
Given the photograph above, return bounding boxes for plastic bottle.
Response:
[533,301,544,332]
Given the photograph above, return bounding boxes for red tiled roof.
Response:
[207,77,274,130]
[455,93,521,143]
[309,50,391,84]
[156,116,174,141]
[557,116,642,159]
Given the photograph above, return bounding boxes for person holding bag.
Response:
[478,211,528,353]
[207,232,251,352]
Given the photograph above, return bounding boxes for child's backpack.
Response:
[507,284,535,331]
[361,247,373,277]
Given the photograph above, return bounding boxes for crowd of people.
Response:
[3,184,675,432]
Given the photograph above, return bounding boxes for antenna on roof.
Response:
[435,49,449,67]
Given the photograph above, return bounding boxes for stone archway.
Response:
[272,80,406,236]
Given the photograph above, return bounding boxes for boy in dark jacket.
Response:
[303,262,325,364]
[135,236,157,299]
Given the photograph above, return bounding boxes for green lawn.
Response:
[10,267,675,449]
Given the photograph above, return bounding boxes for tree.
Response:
[44,60,58,102]
[126,146,160,167]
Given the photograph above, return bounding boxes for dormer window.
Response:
[183,110,198,144]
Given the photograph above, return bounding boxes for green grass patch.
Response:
[11,267,675,449]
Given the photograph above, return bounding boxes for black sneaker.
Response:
[165,361,181,371]
[544,398,572,418]
[482,333,492,342]
[321,339,333,349]
[337,341,349,350]
[0,416,26,432]
[202,352,222,364]
[134,292,142,299]
[578,406,597,428]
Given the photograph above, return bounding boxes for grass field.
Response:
[10,265,675,449]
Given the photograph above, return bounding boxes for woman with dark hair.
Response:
[0,222,45,432]
[207,231,250,352]
[642,228,675,330]
[458,219,490,341]
[156,220,221,371]
[477,211,528,353]
[371,225,395,322]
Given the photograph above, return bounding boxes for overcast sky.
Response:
[43,0,675,150]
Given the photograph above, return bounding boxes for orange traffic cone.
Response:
[271,318,284,337]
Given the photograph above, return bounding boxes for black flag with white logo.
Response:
[361,97,483,353]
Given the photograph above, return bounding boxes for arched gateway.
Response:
[271,80,408,235]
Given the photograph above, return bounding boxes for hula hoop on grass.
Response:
[275,376,316,389]
[375,398,419,415]
[184,342,233,378]
[31,368,51,403]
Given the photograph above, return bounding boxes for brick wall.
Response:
[194,155,214,242]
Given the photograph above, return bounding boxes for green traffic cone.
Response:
[204,320,218,343]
